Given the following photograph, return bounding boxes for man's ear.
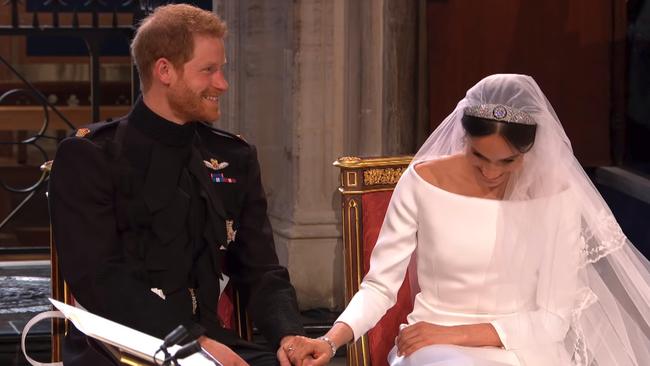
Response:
[153,58,177,86]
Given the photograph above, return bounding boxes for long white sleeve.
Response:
[490,195,583,350]
[335,170,419,340]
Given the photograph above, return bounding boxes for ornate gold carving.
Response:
[333,155,412,168]
[337,156,362,165]
[363,167,406,186]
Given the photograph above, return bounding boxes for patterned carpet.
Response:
[0,262,51,317]
[0,261,51,366]
[0,275,50,315]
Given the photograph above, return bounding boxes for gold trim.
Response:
[346,343,355,366]
[334,156,412,169]
[338,187,398,195]
[351,200,369,365]
[361,334,370,366]
[119,355,149,366]
[344,204,353,303]
[346,199,356,294]
[346,171,358,187]
[338,156,362,164]
[363,167,406,186]
[350,200,362,288]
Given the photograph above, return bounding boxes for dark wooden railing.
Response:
[0,0,160,249]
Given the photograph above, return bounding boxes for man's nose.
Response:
[213,72,229,91]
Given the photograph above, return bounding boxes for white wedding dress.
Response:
[337,164,582,366]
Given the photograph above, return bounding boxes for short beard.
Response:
[167,79,219,123]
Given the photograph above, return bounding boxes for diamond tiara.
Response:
[463,104,536,125]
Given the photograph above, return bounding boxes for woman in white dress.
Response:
[287,74,650,366]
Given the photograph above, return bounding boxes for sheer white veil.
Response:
[411,74,650,365]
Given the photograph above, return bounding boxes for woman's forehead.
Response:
[469,134,520,160]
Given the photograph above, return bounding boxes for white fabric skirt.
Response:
[388,344,521,366]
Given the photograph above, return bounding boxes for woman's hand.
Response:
[278,335,330,366]
[198,336,250,366]
[395,322,464,357]
[279,322,354,365]
[396,322,502,357]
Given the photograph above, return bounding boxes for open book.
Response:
[50,298,217,365]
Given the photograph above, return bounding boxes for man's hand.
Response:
[198,336,249,366]
[278,335,331,366]
[395,322,464,357]
[301,338,332,366]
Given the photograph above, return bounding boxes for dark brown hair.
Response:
[131,4,227,91]
[462,115,537,153]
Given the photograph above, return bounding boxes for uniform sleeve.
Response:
[336,169,419,341]
[224,145,305,348]
[49,137,199,339]
[489,195,583,350]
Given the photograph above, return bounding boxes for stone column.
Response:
[214,0,342,310]
[213,0,425,310]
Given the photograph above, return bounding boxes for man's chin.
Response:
[188,110,220,122]
[200,106,220,122]
[204,112,220,122]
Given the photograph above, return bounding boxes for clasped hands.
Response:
[197,334,330,366]
[277,322,466,365]
[277,335,332,366]
[199,322,477,365]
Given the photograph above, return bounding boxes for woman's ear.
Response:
[153,58,177,86]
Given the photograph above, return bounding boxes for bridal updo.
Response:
[461,104,537,153]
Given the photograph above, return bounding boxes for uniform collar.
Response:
[129,97,197,147]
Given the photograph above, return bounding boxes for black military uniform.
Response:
[49,99,305,365]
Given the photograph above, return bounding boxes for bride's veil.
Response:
[409,74,650,365]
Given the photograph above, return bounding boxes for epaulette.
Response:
[72,116,126,139]
[199,122,249,145]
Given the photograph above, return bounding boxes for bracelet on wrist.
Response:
[316,336,337,358]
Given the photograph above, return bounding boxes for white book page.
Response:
[49,298,217,365]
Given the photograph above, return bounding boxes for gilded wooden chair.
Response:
[334,156,414,366]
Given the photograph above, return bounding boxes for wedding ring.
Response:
[287,345,295,353]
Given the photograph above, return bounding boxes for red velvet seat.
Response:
[334,156,413,366]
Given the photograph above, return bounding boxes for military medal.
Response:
[210,172,237,183]
[203,158,229,171]
[226,219,237,244]
[188,288,198,315]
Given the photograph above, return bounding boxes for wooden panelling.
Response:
[426,0,624,166]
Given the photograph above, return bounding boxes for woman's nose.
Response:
[480,165,502,179]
